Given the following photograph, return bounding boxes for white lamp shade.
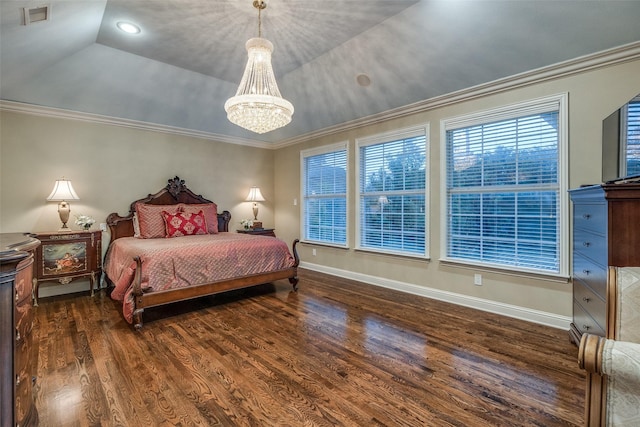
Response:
[47,179,80,201]
[245,186,265,202]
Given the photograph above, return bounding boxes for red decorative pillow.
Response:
[162,210,208,238]
[176,203,218,234]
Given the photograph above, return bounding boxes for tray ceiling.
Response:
[2,1,640,145]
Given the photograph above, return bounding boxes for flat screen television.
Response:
[602,93,640,184]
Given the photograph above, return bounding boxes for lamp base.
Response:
[57,201,72,232]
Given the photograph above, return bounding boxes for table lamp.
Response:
[47,178,80,231]
[246,186,265,222]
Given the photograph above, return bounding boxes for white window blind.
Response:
[302,145,347,246]
[445,110,561,273]
[358,132,427,256]
[625,99,640,176]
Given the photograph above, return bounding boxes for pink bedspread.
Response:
[104,233,296,323]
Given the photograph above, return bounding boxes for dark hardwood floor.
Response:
[33,268,584,426]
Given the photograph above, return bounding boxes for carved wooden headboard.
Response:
[106,176,231,241]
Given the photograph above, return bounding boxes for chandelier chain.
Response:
[254,0,266,38]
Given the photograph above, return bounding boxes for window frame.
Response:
[300,141,349,248]
[439,94,569,277]
[355,125,429,259]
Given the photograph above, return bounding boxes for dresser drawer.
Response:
[573,299,606,337]
[14,335,31,384]
[14,362,32,425]
[573,252,607,297]
[15,301,34,343]
[15,257,34,305]
[573,202,607,234]
[573,279,605,330]
[573,228,607,265]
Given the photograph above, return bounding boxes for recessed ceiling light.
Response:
[117,21,141,34]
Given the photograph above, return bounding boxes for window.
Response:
[623,97,640,176]
[442,95,568,275]
[357,126,428,257]
[301,142,348,246]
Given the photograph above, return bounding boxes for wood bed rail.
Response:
[129,238,300,329]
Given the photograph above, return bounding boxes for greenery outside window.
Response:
[441,94,568,275]
[356,126,428,257]
[301,142,348,247]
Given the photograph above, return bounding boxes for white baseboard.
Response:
[299,261,572,330]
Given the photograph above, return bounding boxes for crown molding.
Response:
[2,41,640,151]
[273,40,640,149]
[0,100,272,149]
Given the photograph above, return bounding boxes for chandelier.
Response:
[224,0,294,134]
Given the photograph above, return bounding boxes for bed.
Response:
[104,177,299,329]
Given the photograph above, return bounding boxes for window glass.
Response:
[358,132,427,256]
[445,107,562,273]
[625,99,640,176]
[302,145,347,246]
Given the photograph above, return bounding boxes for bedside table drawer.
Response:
[39,239,89,278]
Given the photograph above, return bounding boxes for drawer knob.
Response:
[583,297,591,303]
[15,290,19,301]
[583,325,591,330]
[15,329,21,341]
[583,242,591,247]
[15,375,20,386]
[582,213,591,219]
[583,269,591,275]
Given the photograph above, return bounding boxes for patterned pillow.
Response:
[162,210,208,237]
[135,203,177,238]
[177,203,219,234]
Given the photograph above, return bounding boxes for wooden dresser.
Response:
[569,183,640,345]
[0,233,40,427]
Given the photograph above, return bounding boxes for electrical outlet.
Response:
[312,248,317,256]
[293,198,297,206]
[99,223,107,232]
[474,274,482,286]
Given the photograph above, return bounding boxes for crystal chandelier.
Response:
[224,0,294,134]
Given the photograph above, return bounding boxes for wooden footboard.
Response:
[130,239,300,329]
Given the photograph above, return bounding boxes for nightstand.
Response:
[32,230,102,305]
[236,228,276,237]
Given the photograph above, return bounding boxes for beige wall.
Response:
[0,112,274,294]
[2,57,639,323]
[274,58,640,326]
